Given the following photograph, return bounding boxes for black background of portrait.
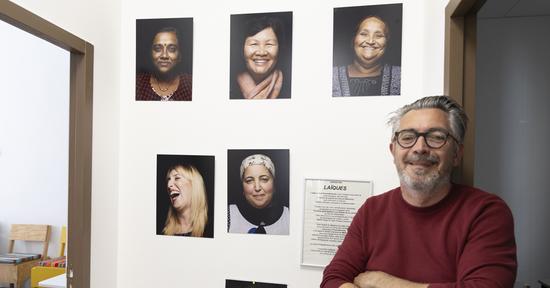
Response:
[136,18,193,75]
[227,149,290,209]
[333,4,402,67]
[229,12,293,99]
[226,279,287,288]
[156,154,214,238]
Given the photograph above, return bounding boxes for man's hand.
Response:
[353,271,429,288]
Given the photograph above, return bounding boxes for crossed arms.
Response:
[320,191,517,288]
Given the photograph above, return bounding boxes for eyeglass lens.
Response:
[396,130,449,148]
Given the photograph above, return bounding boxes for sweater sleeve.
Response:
[429,198,517,288]
[321,203,369,288]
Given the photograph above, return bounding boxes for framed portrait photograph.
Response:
[156,154,214,238]
[136,18,193,101]
[333,4,402,97]
[227,149,289,235]
[226,279,287,288]
[229,12,293,100]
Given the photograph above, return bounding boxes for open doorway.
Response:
[0,18,69,287]
[0,2,93,287]
[446,0,550,286]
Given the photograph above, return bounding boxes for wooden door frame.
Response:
[0,2,92,288]
[444,0,485,185]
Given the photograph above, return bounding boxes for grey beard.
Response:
[398,152,446,193]
[398,168,450,194]
[399,171,449,194]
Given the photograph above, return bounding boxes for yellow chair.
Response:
[0,224,50,288]
[31,226,67,288]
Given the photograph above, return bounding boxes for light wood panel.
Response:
[444,0,485,185]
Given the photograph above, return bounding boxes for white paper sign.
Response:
[301,179,372,267]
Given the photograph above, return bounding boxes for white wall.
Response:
[8,0,122,287]
[117,0,448,287]
[0,19,69,258]
[476,14,550,287]
[1,0,450,286]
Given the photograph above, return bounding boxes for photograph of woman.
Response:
[227,150,289,235]
[332,4,402,97]
[229,12,292,100]
[226,279,287,288]
[156,155,214,238]
[136,18,193,101]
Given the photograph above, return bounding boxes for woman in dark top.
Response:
[163,164,208,236]
[227,154,289,234]
[333,15,400,96]
[136,27,192,101]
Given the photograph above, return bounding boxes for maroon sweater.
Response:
[321,184,517,288]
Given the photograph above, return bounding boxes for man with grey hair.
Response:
[321,96,517,288]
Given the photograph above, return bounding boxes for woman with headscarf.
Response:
[228,154,289,234]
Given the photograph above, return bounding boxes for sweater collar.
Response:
[395,183,458,214]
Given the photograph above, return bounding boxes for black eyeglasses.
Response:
[394,129,458,149]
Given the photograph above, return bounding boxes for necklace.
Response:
[150,75,179,100]
[154,76,175,92]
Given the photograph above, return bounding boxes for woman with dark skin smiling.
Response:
[230,15,291,99]
[333,15,400,96]
[136,27,192,101]
[228,154,289,234]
